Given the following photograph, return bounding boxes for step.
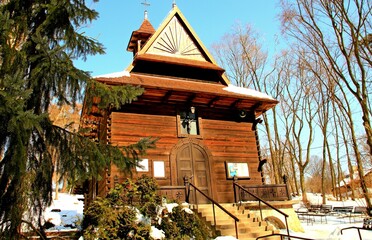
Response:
[197,207,254,217]
[194,203,280,240]
[237,232,281,240]
[217,224,270,233]
[221,230,276,239]
[198,209,258,220]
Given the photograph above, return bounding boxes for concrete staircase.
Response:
[193,203,281,240]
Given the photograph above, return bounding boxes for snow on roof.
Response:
[336,169,372,187]
[223,84,275,100]
[337,172,359,187]
[93,70,130,78]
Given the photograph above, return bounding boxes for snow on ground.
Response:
[45,193,372,239]
[284,215,372,240]
[290,193,372,240]
[44,193,84,230]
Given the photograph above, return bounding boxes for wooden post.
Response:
[233,176,238,203]
[283,175,291,200]
[183,176,190,203]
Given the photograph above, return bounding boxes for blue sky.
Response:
[73,1,359,162]
[75,0,282,76]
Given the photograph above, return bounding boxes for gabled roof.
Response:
[126,5,230,85]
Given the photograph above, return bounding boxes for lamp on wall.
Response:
[257,158,267,172]
[190,106,195,114]
[258,158,267,185]
[239,109,247,118]
[252,117,263,130]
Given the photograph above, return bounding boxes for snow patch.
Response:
[150,226,165,240]
[44,211,61,226]
[214,237,238,240]
[133,207,151,225]
[223,84,275,100]
[165,202,179,213]
[93,70,130,78]
[43,194,83,230]
[182,207,194,214]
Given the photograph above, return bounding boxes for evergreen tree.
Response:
[0,0,156,238]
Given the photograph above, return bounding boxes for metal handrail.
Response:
[233,181,290,237]
[341,226,371,240]
[184,178,240,239]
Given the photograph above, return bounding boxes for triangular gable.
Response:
[126,5,230,85]
[147,16,205,61]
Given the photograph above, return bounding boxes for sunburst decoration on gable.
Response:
[147,16,206,61]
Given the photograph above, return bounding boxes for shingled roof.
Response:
[127,18,155,52]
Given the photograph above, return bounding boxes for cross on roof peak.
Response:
[141,0,150,7]
[141,0,150,19]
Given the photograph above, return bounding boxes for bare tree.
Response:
[212,23,285,184]
[279,48,319,203]
[330,95,356,200]
[281,0,372,214]
[306,155,332,194]
[280,0,372,160]
[49,104,81,199]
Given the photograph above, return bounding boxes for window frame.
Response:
[176,109,203,138]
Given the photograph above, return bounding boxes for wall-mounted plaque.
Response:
[225,162,250,180]
[153,161,165,178]
[136,159,149,172]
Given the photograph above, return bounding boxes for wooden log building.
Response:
[81,5,278,205]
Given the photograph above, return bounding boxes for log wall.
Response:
[103,104,261,203]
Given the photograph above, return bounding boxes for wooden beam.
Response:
[208,96,220,108]
[230,99,242,109]
[251,102,263,112]
[186,93,196,104]
[162,90,173,103]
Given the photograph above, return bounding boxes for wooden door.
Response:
[177,143,210,203]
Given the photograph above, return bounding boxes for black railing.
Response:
[233,179,290,238]
[240,184,290,201]
[341,226,372,240]
[184,176,240,239]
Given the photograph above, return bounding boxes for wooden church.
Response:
[81,4,279,205]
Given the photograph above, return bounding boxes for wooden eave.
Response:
[133,53,225,73]
[127,32,153,52]
[94,73,278,116]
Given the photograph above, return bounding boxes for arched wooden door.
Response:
[176,142,211,203]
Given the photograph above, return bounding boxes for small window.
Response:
[177,106,202,138]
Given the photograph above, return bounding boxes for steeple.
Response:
[126,1,155,56]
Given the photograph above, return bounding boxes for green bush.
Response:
[81,175,212,239]
[158,205,212,240]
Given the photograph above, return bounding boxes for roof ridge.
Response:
[136,18,155,34]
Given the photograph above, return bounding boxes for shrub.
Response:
[158,205,212,240]
[81,175,212,239]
